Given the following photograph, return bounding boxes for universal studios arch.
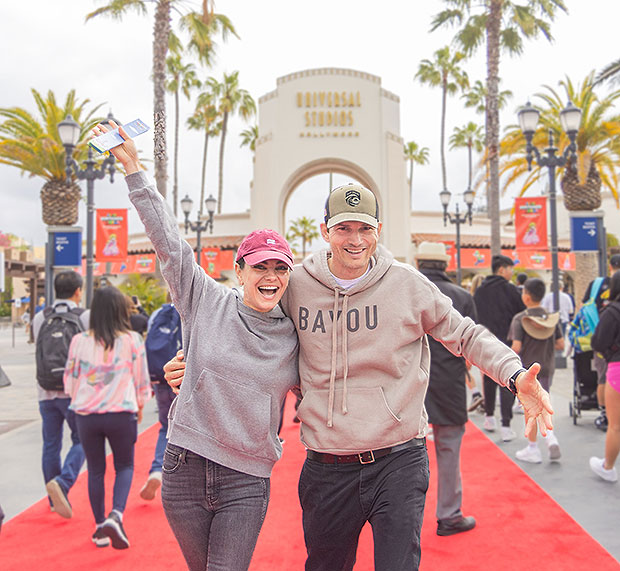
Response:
[249,67,411,262]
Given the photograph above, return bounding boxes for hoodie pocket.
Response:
[298,386,403,452]
[180,367,272,456]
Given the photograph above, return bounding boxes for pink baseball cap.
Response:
[235,229,294,269]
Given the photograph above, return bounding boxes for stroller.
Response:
[569,350,599,424]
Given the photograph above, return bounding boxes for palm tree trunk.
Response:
[217,111,229,214]
[486,0,502,257]
[409,159,414,209]
[440,80,448,191]
[199,131,209,216]
[173,88,180,216]
[153,0,171,198]
[467,142,473,189]
[574,252,600,308]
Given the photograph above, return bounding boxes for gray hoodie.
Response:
[282,245,522,454]
[127,171,299,478]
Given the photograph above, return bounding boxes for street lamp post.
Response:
[439,188,474,286]
[517,101,581,313]
[58,112,117,308]
[180,194,217,264]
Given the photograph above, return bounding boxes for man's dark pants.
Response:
[299,443,429,571]
[483,375,515,427]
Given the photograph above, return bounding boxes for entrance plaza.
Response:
[1,321,619,565]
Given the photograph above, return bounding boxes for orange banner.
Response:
[96,209,128,262]
[460,248,491,269]
[440,241,457,272]
[515,197,548,250]
[200,248,235,279]
[80,259,105,276]
[128,254,157,274]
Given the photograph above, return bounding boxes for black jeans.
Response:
[298,443,429,571]
[483,375,515,427]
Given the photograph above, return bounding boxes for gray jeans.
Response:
[161,444,270,571]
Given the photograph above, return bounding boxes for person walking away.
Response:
[509,279,564,463]
[63,285,151,549]
[415,242,477,536]
[583,254,620,431]
[473,255,526,441]
[139,301,182,501]
[542,286,574,337]
[100,120,299,570]
[590,270,620,482]
[31,270,89,519]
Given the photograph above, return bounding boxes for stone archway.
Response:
[278,158,380,233]
[250,68,410,261]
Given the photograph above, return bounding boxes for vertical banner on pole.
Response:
[515,197,548,250]
[96,209,128,262]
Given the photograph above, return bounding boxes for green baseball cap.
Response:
[324,183,380,229]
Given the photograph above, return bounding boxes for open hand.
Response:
[164,350,185,395]
[515,363,554,438]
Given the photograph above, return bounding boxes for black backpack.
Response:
[36,303,86,391]
[145,304,182,383]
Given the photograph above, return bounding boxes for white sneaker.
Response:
[501,427,516,442]
[483,417,497,432]
[512,401,524,414]
[589,457,618,483]
[516,445,542,464]
[546,435,561,461]
[140,471,162,501]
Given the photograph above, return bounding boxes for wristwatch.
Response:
[507,368,527,396]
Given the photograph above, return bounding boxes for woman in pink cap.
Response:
[99,121,299,571]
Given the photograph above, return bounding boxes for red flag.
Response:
[96,209,128,262]
[200,248,235,279]
[515,197,548,250]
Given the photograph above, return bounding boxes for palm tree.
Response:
[461,79,512,115]
[403,141,429,208]
[207,71,256,214]
[240,124,259,154]
[449,122,484,189]
[431,0,568,256]
[0,89,104,225]
[287,217,320,258]
[499,72,620,301]
[415,46,469,192]
[499,72,620,209]
[187,91,221,217]
[595,57,620,86]
[166,54,200,216]
[86,1,236,199]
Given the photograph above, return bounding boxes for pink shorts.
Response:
[607,362,620,395]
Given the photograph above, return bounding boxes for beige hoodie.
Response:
[282,245,522,454]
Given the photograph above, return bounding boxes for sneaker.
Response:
[594,413,608,432]
[468,394,484,413]
[501,427,516,442]
[512,401,524,414]
[589,457,618,483]
[139,471,162,501]
[546,435,561,461]
[102,512,130,549]
[483,416,496,432]
[92,527,111,548]
[516,445,542,464]
[46,478,72,519]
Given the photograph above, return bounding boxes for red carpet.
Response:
[2,395,619,570]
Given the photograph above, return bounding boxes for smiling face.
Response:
[321,220,382,280]
[235,258,291,312]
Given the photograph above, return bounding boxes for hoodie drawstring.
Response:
[327,289,350,427]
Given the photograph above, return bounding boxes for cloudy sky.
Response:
[1,0,618,249]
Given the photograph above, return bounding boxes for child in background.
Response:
[509,278,564,463]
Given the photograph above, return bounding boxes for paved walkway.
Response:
[0,323,618,562]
